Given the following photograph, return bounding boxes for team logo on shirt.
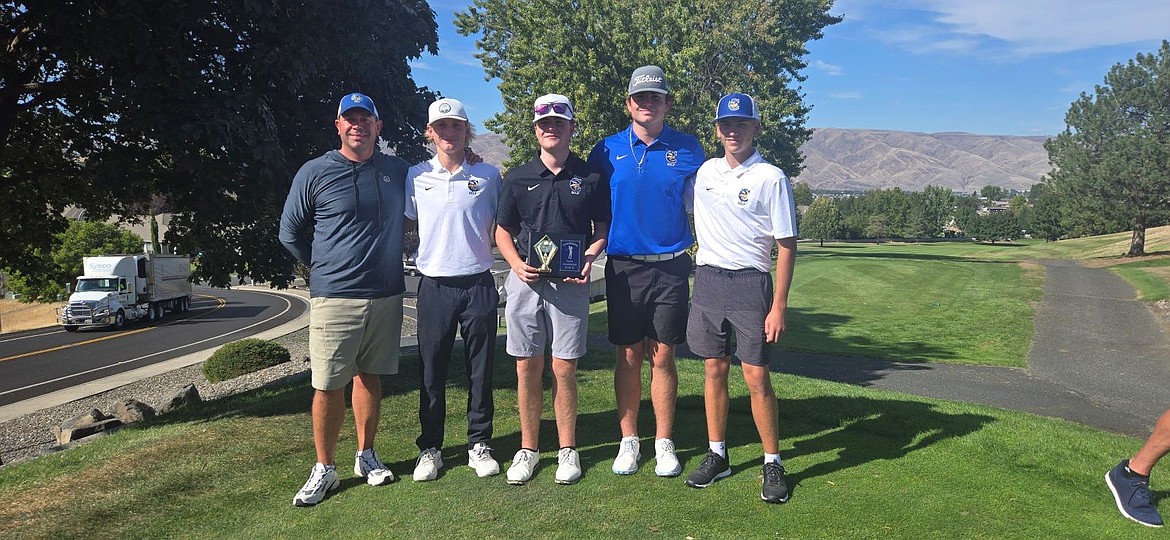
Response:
[738,188,751,205]
[569,177,583,195]
[665,150,678,167]
[467,178,481,193]
[382,175,392,183]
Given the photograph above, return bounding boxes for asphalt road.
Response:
[0,286,304,407]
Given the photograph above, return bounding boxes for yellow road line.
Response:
[0,294,226,363]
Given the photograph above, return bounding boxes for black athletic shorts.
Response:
[604,253,691,346]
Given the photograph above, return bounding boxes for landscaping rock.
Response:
[51,409,122,445]
[159,384,201,414]
[112,399,156,423]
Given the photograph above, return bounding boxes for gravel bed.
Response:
[0,328,312,466]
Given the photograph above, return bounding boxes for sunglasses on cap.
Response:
[534,102,572,115]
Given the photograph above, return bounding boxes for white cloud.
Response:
[908,0,1170,56]
[812,60,844,76]
[411,61,434,71]
[830,91,864,99]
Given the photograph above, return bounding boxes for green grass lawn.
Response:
[7,232,1170,537]
[0,343,1157,539]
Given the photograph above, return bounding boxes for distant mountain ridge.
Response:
[469,128,1054,193]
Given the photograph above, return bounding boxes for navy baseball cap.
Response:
[337,92,379,118]
[715,93,758,121]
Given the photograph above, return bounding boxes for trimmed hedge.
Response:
[202,338,291,383]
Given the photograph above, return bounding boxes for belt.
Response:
[626,250,687,262]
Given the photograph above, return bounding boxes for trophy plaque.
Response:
[528,232,587,278]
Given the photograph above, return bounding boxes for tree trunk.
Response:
[1127,219,1146,257]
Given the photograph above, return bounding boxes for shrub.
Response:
[202,338,290,383]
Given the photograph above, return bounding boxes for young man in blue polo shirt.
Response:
[588,65,704,478]
[683,93,797,504]
[406,98,502,482]
[497,94,610,485]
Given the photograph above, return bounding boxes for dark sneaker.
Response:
[293,463,339,507]
[761,461,790,503]
[685,451,731,488]
[1106,459,1164,527]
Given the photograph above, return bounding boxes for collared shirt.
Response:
[588,123,704,256]
[406,157,501,277]
[691,150,797,273]
[497,152,611,259]
[279,150,407,299]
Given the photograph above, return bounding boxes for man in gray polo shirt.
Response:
[406,98,502,482]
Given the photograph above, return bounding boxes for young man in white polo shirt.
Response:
[683,93,797,504]
[406,98,502,481]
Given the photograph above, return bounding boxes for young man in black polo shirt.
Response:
[495,94,610,485]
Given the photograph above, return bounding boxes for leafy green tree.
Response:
[967,212,1018,244]
[1,2,439,286]
[799,198,843,247]
[915,185,956,239]
[455,0,840,172]
[1045,40,1170,256]
[980,185,1007,202]
[865,215,888,243]
[792,182,815,207]
[7,221,143,302]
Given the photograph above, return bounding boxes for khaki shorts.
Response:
[309,295,403,391]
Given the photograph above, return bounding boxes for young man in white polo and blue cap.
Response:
[280,92,409,506]
[588,65,705,479]
[682,93,797,504]
[406,98,503,482]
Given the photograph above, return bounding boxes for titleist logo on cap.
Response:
[632,74,663,85]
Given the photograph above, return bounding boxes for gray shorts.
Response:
[686,266,773,366]
[503,272,589,359]
[309,295,403,391]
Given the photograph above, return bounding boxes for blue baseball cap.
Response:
[715,93,758,121]
[337,92,379,118]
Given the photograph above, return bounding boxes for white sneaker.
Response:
[507,449,538,485]
[555,447,582,485]
[354,449,397,486]
[293,463,339,507]
[412,447,443,482]
[468,442,501,477]
[611,437,640,475]
[653,438,682,477]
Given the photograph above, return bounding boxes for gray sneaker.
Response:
[293,463,339,507]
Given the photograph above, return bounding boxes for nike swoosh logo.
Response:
[424,186,435,191]
[615,154,629,160]
[528,184,540,191]
[705,187,715,191]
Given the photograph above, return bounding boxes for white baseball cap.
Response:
[428,98,469,124]
[532,94,574,123]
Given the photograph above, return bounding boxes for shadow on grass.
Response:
[779,306,960,364]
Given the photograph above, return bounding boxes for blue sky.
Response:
[410,1,1170,137]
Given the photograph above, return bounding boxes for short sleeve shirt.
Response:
[588,124,704,256]
[406,157,501,277]
[692,150,797,272]
[497,152,611,259]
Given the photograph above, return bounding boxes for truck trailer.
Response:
[57,254,192,331]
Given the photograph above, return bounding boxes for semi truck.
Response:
[57,254,192,331]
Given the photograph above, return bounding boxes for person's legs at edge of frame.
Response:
[608,255,688,477]
[461,272,501,477]
[504,272,546,485]
[294,296,401,507]
[1107,408,1170,527]
[413,276,457,481]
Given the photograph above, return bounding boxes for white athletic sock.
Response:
[357,448,374,459]
[709,441,727,458]
[764,453,782,466]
